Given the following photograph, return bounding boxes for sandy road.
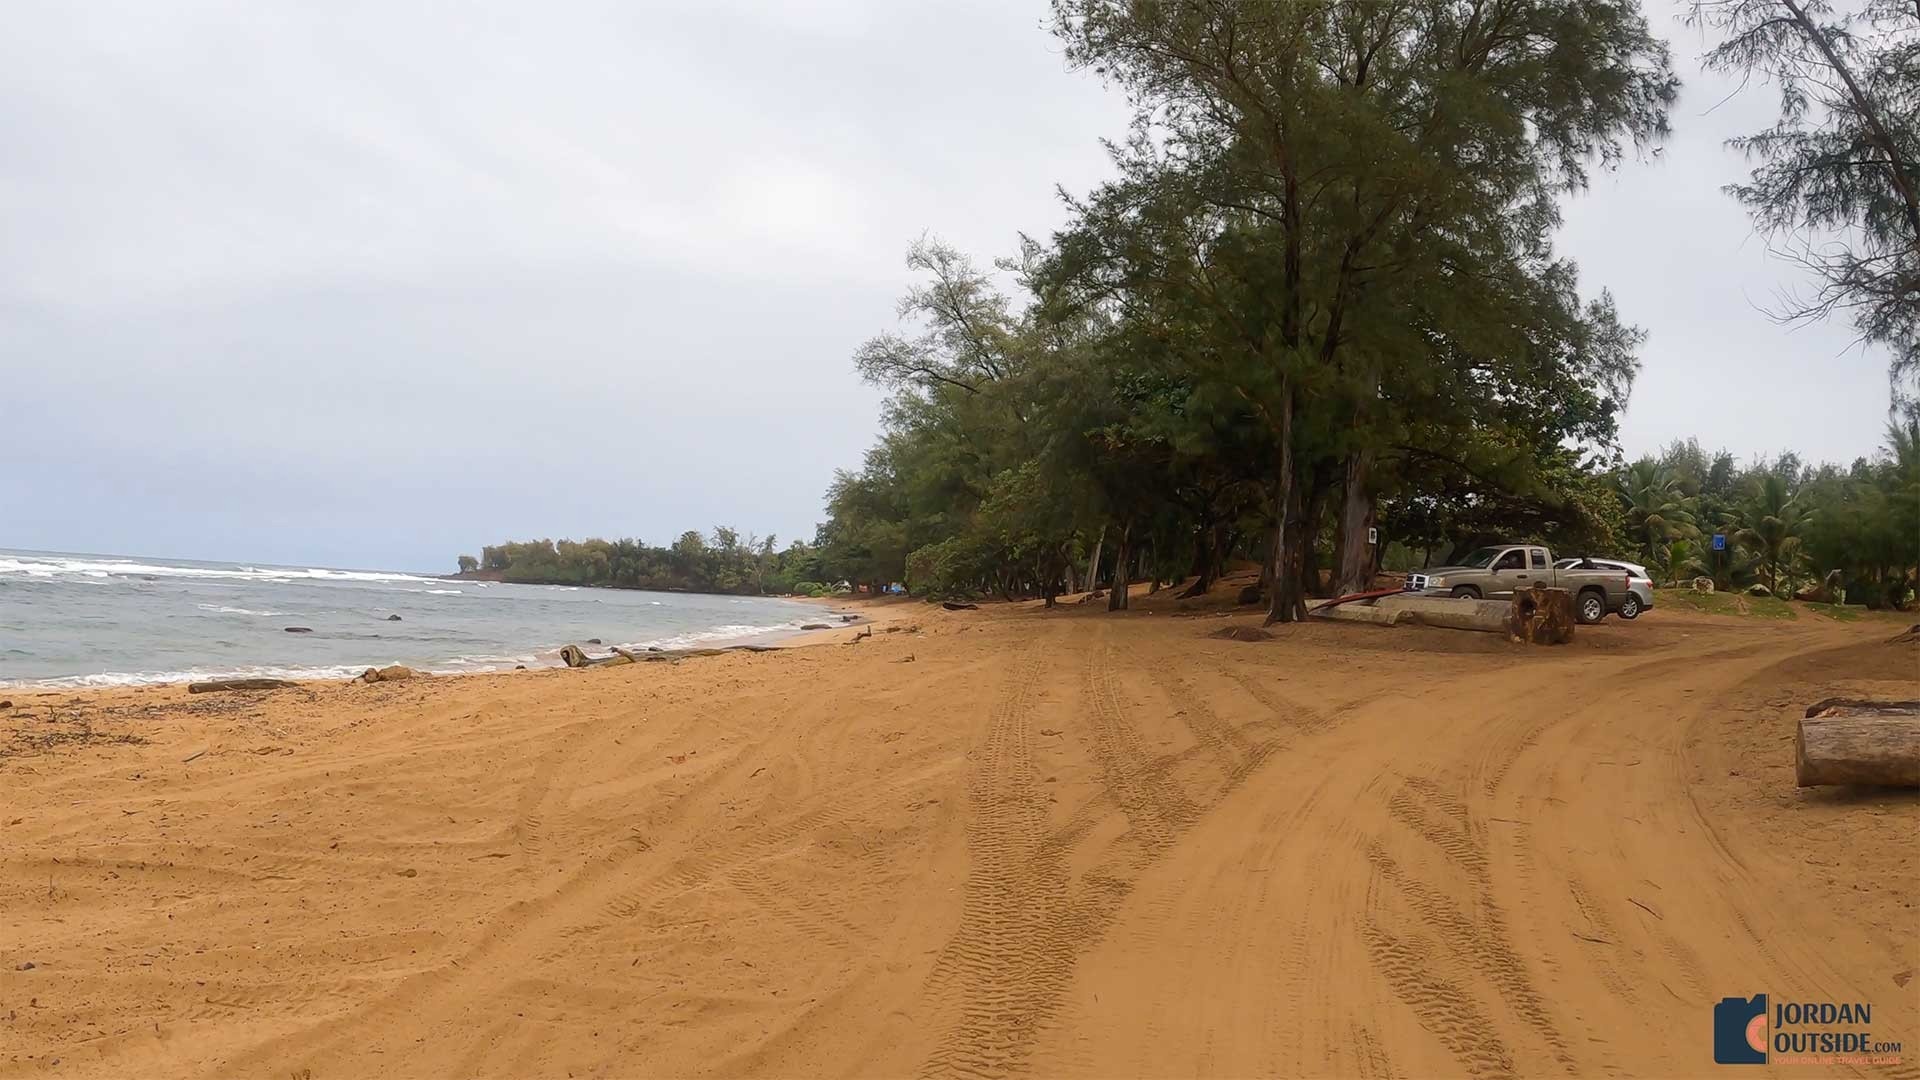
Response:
[2,599,1915,1078]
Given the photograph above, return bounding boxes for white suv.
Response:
[1554,557,1654,619]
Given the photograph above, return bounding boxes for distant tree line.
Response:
[1616,426,1918,607]
[458,531,841,597]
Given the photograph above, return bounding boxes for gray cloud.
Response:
[0,1,1896,570]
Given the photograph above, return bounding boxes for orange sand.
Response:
[2,592,1915,1078]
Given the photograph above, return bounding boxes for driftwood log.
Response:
[1796,701,1920,788]
[188,678,299,694]
[560,644,636,668]
[1506,585,1575,645]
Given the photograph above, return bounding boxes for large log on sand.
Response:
[1312,587,1574,645]
[1796,701,1920,788]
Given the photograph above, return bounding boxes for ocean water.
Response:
[0,549,836,687]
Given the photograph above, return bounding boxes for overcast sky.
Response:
[0,1,1899,571]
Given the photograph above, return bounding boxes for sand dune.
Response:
[2,598,1915,1078]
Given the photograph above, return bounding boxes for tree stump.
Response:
[1795,701,1920,788]
[1506,585,1575,645]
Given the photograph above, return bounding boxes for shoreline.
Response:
[0,596,897,694]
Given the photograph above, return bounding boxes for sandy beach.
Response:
[3,590,1915,1078]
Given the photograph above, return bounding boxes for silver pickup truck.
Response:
[1404,544,1636,624]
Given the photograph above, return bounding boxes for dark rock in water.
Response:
[648,646,663,652]
[386,614,402,621]
[514,665,526,670]
[840,614,859,622]
[284,627,313,633]
[587,638,602,645]
[801,623,831,630]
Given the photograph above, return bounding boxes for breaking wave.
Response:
[0,554,443,585]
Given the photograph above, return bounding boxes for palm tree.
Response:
[1733,472,1810,597]
[1679,511,1757,592]
[1616,459,1698,578]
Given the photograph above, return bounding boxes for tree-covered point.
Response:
[456,531,834,596]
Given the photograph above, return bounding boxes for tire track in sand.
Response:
[922,627,1305,1079]
[918,642,1061,1079]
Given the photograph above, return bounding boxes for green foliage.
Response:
[1615,459,1700,577]
[1614,412,1918,605]
[905,536,997,600]
[1691,0,1919,388]
[1733,471,1812,597]
[461,532,822,595]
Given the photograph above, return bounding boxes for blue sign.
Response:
[1712,533,1728,551]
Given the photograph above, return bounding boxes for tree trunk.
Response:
[1336,447,1377,595]
[1300,476,1327,598]
[1179,524,1221,599]
[1107,524,1131,612]
[1796,703,1920,788]
[1265,388,1307,624]
[1087,527,1105,594]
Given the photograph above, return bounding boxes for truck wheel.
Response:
[1577,589,1607,624]
[1449,586,1481,600]
[1618,594,1642,620]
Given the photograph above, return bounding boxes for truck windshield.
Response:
[1459,547,1504,568]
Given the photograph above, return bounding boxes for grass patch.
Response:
[1743,594,1798,619]
[1802,602,1862,622]
[1657,588,1798,620]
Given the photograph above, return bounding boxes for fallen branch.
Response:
[187,679,298,694]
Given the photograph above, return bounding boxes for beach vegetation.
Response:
[794,1,1916,614]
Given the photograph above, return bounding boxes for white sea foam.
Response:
[0,554,444,586]
[195,603,286,617]
[619,620,817,653]
[8,663,380,689]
